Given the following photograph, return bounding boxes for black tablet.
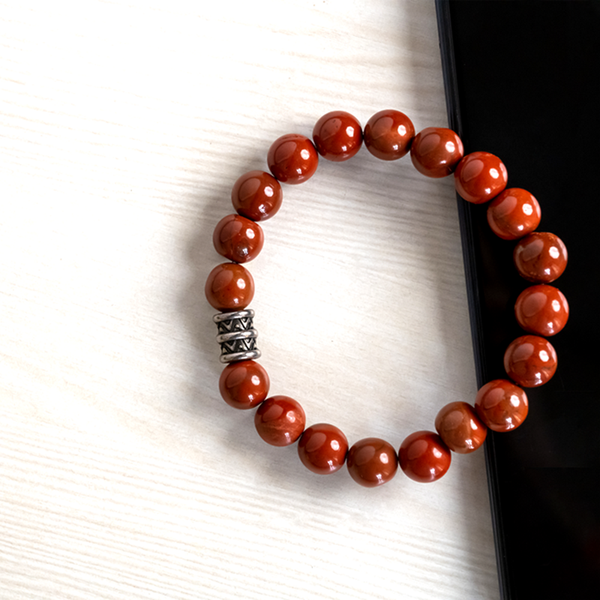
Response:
[436,1,600,598]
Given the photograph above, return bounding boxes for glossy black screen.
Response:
[436,1,600,598]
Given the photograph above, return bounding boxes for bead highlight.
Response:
[487,188,541,240]
[514,284,569,336]
[399,431,452,483]
[474,380,529,432]
[347,438,398,487]
[513,232,568,283]
[409,127,464,178]
[232,170,283,221]
[364,109,415,161]
[298,423,349,474]
[255,396,306,447]
[205,263,255,312]
[504,335,558,388]
[213,214,264,263]
[434,402,487,454]
[267,134,319,184]
[312,110,362,162]
[454,151,508,204]
[219,359,270,409]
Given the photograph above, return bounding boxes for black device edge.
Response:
[434,1,508,597]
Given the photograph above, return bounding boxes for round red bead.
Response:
[399,431,452,483]
[434,402,487,454]
[364,109,415,161]
[219,360,270,410]
[454,151,508,204]
[213,214,264,263]
[515,284,569,336]
[254,396,306,447]
[312,111,362,162]
[205,263,255,312]
[231,170,283,221]
[474,379,529,432]
[267,134,318,184]
[504,335,558,387]
[346,438,398,487]
[297,423,348,474]
[513,232,568,283]
[487,188,542,240]
[409,127,464,178]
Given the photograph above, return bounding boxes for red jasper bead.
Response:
[409,127,464,178]
[364,109,415,161]
[254,396,306,447]
[434,402,487,454]
[454,151,508,204]
[475,379,529,432]
[213,214,264,263]
[267,134,318,184]
[399,431,451,483]
[231,170,283,221]
[504,335,558,387]
[487,188,542,240]
[205,263,255,312]
[312,111,362,162]
[219,360,270,410]
[346,438,398,487]
[298,423,348,474]
[515,284,569,336]
[513,232,568,283]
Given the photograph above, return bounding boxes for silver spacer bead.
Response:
[213,309,261,363]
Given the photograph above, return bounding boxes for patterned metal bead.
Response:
[213,309,261,363]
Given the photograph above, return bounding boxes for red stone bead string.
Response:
[205,109,569,487]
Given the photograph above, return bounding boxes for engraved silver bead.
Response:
[213,309,261,363]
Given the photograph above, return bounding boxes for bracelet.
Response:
[205,109,569,488]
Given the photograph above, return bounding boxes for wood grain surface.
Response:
[0,1,500,598]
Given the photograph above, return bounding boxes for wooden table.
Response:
[0,1,500,598]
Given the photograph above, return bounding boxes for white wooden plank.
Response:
[0,1,499,598]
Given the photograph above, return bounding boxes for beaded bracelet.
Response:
[205,109,569,488]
